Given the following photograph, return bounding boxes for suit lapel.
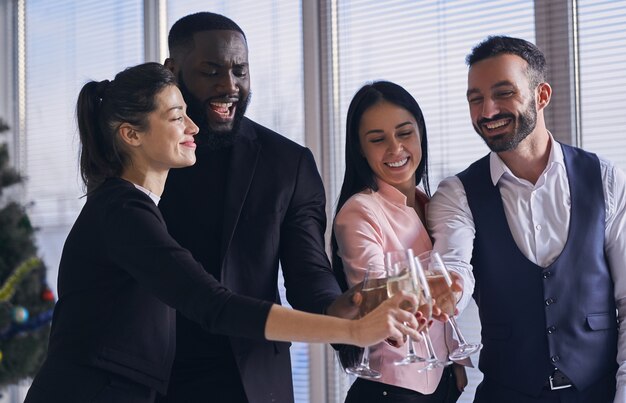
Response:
[220,120,260,268]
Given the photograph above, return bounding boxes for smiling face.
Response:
[136,85,199,170]
[170,30,250,148]
[358,101,422,194]
[467,54,539,152]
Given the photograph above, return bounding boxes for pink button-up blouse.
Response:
[334,179,459,394]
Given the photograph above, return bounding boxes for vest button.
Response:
[545,297,557,306]
[543,271,552,279]
[551,355,560,363]
[547,326,557,334]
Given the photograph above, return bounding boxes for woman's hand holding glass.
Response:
[351,291,420,348]
[345,263,420,379]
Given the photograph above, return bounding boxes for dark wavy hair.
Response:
[330,81,430,290]
[466,35,547,89]
[76,62,176,191]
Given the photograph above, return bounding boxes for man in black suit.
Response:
[158,12,344,403]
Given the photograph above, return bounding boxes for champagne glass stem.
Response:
[407,336,417,357]
[360,345,371,368]
[448,316,468,345]
[346,345,381,379]
[393,334,426,366]
[447,316,482,361]
[423,327,438,362]
[418,326,452,372]
[417,328,437,372]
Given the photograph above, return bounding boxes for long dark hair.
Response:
[331,81,430,290]
[76,62,176,191]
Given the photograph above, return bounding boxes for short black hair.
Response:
[168,12,246,55]
[466,35,547,88]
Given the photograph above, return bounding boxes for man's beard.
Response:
[178,73,250,150]
[474,98,537,153]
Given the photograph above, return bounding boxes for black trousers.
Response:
[345,366,461,403]
[474,371,616,403]
[24,359,156,403]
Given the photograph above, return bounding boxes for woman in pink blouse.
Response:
[331,81,468,402]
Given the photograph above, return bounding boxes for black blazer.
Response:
[160,118,342,403]
[41,178,272,394]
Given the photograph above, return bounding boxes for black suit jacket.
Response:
[160,118,342,403]
[40,178,272,395]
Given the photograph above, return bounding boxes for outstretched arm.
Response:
[427,176,476,313]
[265,292,420,347]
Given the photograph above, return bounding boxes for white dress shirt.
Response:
[427,135,626,402]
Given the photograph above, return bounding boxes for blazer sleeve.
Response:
[279,148,342,313]
[104,195,272,339]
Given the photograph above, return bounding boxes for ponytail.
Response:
[76,79,121,191]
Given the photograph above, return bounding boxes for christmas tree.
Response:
[0,117,54,387]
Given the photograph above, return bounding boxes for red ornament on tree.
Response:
[41,287,54,302]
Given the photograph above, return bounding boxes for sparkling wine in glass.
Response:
[419,250,482,361]
[345,263,388,379]
[385,250,428,366]
[406,249,452,372]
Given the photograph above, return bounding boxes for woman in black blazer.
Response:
[24,62,419,403]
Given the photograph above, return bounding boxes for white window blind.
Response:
[322,1,535,401]
[166,3,310,402]
[24,0,144,293]
[577,0,626,171]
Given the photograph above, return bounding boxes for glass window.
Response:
[578,0,626,170]
[24,0,144,292]
[326,0,536,193]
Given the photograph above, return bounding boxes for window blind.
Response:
[577,0,626,171]
[24,0,144,292]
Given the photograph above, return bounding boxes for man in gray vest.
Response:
[428,35,626,402]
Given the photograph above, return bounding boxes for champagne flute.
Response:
[385,250,428,366]
[418,250,482,361]
[407,249,452,372]
[345,262,388,379]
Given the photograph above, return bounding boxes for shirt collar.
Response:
[488,131,564,186]
[133,183,161,205]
